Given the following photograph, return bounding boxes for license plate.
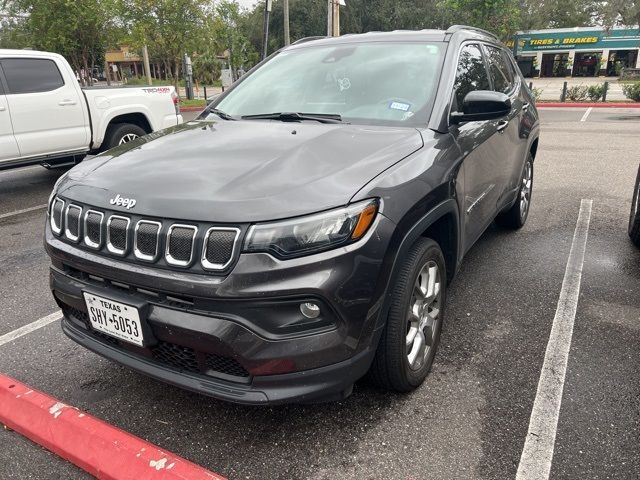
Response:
[83,292,144,346]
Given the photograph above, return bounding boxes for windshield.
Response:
[207,41,445,127]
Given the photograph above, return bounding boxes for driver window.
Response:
[452,44,490,112]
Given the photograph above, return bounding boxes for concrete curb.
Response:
[537,102,640,108]
[0,374,226,480]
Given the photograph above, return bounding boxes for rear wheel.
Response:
[368,238,445,392]
[629,165,640,247]
[102,123,146,151]
[496,152,534,229]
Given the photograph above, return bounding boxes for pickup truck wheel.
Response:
[103,123,146,151]
[368,238,445,392]
[629,165,640,247]
[496,152,534,229]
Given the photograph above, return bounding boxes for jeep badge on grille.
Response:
[109,194,137,210]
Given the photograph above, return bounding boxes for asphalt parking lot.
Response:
[1,107,639,479]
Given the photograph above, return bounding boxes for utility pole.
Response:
[284,0,290,46]
[327,0,344,37]
[332,1,340,37]
[261,0,273,60]
[142,45,152,86]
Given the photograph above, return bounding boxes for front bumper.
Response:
[46,214,395,404]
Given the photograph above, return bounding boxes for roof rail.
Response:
[445,25,499,40]
[291,36,327,46]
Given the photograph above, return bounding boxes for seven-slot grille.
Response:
[84,210,103,248]
[107,215,130,255]
[50,198,238,272]
[64,204,82,242]
[135,220,161,260]
[50,198,64,234]
[202,228,240,270]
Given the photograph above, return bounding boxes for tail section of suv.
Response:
[44,26,539,404]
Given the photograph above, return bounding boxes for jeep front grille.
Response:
[51,197,241,273]
[84,210,103,249]
[51,198,64,235]
[134,220,161,261]
[166,225,197,266]
[64,204,82,242]
[107,215,130,255]
[202,228,240,270]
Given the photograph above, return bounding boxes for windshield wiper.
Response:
[241,112,344,124]
[206,108,236,121]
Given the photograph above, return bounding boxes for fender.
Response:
[373,198,461,331]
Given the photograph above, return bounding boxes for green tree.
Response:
[7,0,117,84]
[118,0,209,89]
[437,0,520,39]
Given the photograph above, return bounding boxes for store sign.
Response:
[513,28,640,52]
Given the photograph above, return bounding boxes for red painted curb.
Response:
[0,374,226,480]
[537,102,640,108]
[179,106,205,112]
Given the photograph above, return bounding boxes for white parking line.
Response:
[580,107,592,122]
[0,311,61,347]
[0,204,47,220]
[516,199,593,480]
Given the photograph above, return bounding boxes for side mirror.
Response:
[451,90,511,124]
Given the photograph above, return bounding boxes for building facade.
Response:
[508,27,640,78]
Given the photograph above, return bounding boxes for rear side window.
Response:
[485,46,514,94]
[453,43,490,112]
[0,58,64,94]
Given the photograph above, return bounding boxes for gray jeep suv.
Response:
[45,26,539,405]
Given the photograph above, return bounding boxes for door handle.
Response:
[58,100,77,106]
[496,120,509,133]
[522,102,530,112]
[0,105,5,111]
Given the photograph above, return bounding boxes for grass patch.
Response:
[180,99,207,108]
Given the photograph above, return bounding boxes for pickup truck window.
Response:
[0,58,64,94]
[213,42,445,127]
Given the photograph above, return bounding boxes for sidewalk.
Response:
[527,77,628,101]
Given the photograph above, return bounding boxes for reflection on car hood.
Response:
[58,120,423,222]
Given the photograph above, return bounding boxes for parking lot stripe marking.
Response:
[0,311,61,347]
[580,107,592,122]
[0,204,47,220]
[0,374,226,480]
[516,199,592,480]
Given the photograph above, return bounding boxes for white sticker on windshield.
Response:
[389,101,411,112]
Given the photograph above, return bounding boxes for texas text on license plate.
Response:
[83,292,144,346]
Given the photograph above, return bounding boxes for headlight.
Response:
[243,199,379,259]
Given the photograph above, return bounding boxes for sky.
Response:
[234,0,258,9]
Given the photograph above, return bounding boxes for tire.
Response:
[368,238,446,392]
[102,123,146,151]
[629,165,640,248]
[496,152,534,229]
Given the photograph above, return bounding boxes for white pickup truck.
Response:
[0,49,183,170]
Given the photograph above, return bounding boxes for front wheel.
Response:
[496,152,534,229]
[629,165,640,247]
[368,238,446,392]
[102,123,146,151]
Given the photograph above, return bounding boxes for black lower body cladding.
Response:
[45,214,396,404]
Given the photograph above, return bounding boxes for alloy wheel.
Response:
[520,161,533,220]
[406,260,442,371]
[118,133,139,145]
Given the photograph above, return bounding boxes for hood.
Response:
[58,120,423,222]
